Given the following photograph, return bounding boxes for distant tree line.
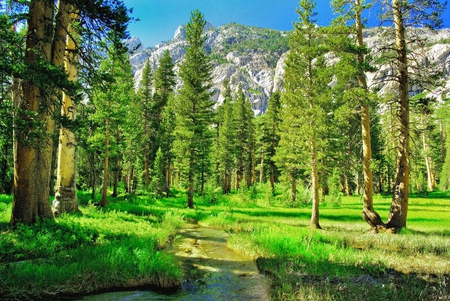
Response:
[0,0,448,233]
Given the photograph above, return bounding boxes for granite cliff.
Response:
[127,23,450,114]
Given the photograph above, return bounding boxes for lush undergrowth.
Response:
[0,193,183,300]
[1,185,450,300]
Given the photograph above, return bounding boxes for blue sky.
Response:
[123,0,450,47]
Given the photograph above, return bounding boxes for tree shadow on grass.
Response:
[231,207,366,223]
[256,256,450,301]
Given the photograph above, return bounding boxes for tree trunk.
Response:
[387,0,410,231]
[187,148,195,209]
[355,0,384,231]
[251,145,256,185]
[101,115,110,207]
[422,128,435,191]
[165,157,172,197]
[112,155,119,197]
[53,6,79,215]
[200,163,205,196]
[144,157,150,189]
[290,173,296,203]
[310,139,321,229]
[269,163,276,194]
[11,0,55,226]
[260,145,265,183]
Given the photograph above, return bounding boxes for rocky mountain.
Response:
[128,23,450,115]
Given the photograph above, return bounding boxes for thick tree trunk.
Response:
[53,7,79,215]
[387,0,410,231]
[11,0,55,226]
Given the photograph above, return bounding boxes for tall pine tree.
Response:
[276,0,332,229]
[174,10,214,208]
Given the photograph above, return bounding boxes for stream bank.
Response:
[81,222,270,300]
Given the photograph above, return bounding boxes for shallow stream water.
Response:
[81,223,270,300]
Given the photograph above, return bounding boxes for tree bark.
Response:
[187,147,195,209]
[310,138,322,229]
[53,6,79,215]
[11,0,55,226]
[290,172,296,203]
[260,145,265,183]
[422,128,435,191]
[101,114,110,207]
[355,0,385,231]
[386,0,410,231]
[269,163,276,194]
[165,157,172,197]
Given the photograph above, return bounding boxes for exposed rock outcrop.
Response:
[129,24,450,115]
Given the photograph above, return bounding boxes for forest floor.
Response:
[1,185,450,300]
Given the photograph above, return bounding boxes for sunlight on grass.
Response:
[1,185,450,300]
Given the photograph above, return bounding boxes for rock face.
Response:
[129,24,450,115]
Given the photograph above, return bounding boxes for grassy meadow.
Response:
[1,184,450,300]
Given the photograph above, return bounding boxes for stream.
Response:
[81,223,270,300]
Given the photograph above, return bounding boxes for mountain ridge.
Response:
[128,22,450,114]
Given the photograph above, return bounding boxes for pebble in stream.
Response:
[81,223,270,301]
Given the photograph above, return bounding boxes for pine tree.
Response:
[215,81,236,194]
[137,59,153,189]
[10,0,131,226]
[276,0,332,229]
[174,10,214,208]
[159,94,177,197]
[379,0,446,231]
[263,91,282,194]
[53,8,80,215]
[331,0,385,230]
[150,147,166,197]
[154,50,176,196]
[233,84,255,189]
[91,42,134,207]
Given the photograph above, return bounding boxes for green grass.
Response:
[0,194,184,300]
[195,184,450,300]
[1,184,450,300]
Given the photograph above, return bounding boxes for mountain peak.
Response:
[173,21,215,42]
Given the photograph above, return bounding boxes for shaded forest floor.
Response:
[1,184,450,300]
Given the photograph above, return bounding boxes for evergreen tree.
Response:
[379,0,446,231]
[233,84,255,189]
[174,10,214,208]
[263,91,282,194]
[0,8,22,195]
[53,9,80,215]
[137,59,153,189]
[154,50,176,196]
[90,42,134,207]
[276,0,332,229]
[159,94,177,197]
[331,0,384,230]
[9,0,131,226]
[150,147,166,197]
[215,81,236,194]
